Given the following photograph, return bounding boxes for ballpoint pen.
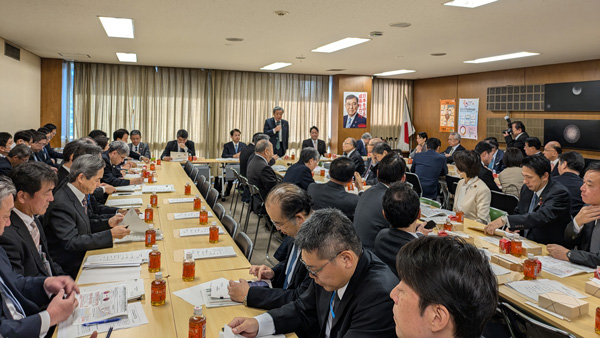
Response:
[106,327,114,338]
[82,318,121,327]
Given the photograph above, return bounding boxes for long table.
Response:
[56,162,295,338]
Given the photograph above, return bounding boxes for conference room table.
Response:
[55,161,296,338]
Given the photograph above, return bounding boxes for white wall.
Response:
[0,36,41,133]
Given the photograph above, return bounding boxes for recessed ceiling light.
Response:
[464,52,540,63]
[296,56,306,60]
[226,38,244,42]
[389,22,411,28]
[430,53,447,56]
[444,0,497,8]
[260,62,292,71]
[312,38,370,53]
[116,52,137,62]
[59,53,91,59]
[98,17,134,38]
[374,69,416,76]
[369,31,383,37]
[274,10,289,16]
[326,69,346,72]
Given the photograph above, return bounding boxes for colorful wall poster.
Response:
[343,92,368,128]
[440,99,455,132]
[458,98,479,140]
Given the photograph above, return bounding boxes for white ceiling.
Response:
[1,0,599,80]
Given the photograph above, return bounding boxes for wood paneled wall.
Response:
[331,75,372,154]
[413,59,600,159]
[40,58,63,147]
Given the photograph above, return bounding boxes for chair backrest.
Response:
[231,168,241,181]
[213,202,225,221]
[489,207,507,222]
[225,164,240,180]
[189,167,199,182]
[248,184,265,214]
[206,188,219,209]
[234,231,254,261]
[405,172,422,197]
[184,161,193,175]
[200,181,211,199]
[420,197,441,209]
[491,190,519,215]
[196,174,206,188]
[221,214,239,237]
[500,302,576,338]
[446,175,460,196]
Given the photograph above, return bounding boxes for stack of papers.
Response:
[114,185,142,192]
[106,198,144,208]
[167,197,195,204]
[271,165,288,172]
[184,247,237,260]
[506,279,587,301]
[78,266,141,285]
[80,280,145,301]
[115,231,163,244]
[58,302,148,338]
[73,284,128,325]
[142,184,175,193]
[180,227,225,237]
[123,173,142,180]
[537,256,595,278]
[173,278,238,308]
[174,211,214,219]
[83,250,151,268]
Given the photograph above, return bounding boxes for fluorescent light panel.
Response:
[374,69,416,76]
[444,0,498,8]
[312,38,370,53]
[99,17,134,38]
[260,62,292,71]
[116,53,137,62]
[464,52,540,64]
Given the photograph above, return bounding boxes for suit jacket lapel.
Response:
[329,253,369,332]
[64,187,91,232]
[10,213,48,275]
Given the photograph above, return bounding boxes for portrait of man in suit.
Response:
[342,93,367,129]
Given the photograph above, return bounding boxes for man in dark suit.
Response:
[393,236,498,338]
[524,137,543,157]
[301,126,326,157]
[44,155,130,278]
[342,137,365,176]
[282,148,318,190]
[307,157,363,220]
[554,151,585,217]
[484,137,505,173]
[228,183,311,310]
[37,127,60,168]
[374,182,426,274]
[0,145,31,176]
[410,138,448,199]
[247,140,280,203]
[474,141,501,192]
[354,153,406,251]
[41,123,63,160]
[342,94,367,128]
[264,106,289,157]
[544,141,562,177]
[101,141,144,187]
[0,162,64,277]
[0,132,13,158]
[503,121,529,155]
[485,154,571,245]
[161,129,196,160]
[240,134,270,177]
[443,132,465,164]
[356,133,371,156]
[29,131,53,167]
[222,128,246,158]
[548,162,600,268]
[362,138,384,185]
[129,129,151,162]
[228,208,398,338]
[0,177,80,337]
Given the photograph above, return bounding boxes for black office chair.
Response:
[499,302,576,338]
[405,173,423,197]
[246,184,278,264]
[200,181,210,199]
[491,190,519,215]
[446,175,460,196]
[213,203,225,221]
[236,176,250,224]
[234,231,254,261]
[184,161,193,176]
[195,174,206,188]
[230,168,243,213]
[189,167,199,183]
[221,214,239,237]
[206,188,219,209]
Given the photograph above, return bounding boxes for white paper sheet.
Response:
[120,208,149,233]
[114,231,163,244]
[172,278,238,308]
[124,174,142,179]
[211,279,230,299]
[80,279,145,301]
[180,227,225,237]
[184,247,237,260]
[73,284,128,325]
[114,185,142,192]
[78,266,142,285]
[142,184,175,193]
[506,279,587,301]
[112,191,143,196]
[174,211,214,220]
[221,325,284,338]
[167,197,195,204]
[58,302,148,338]
[537,256,595,278]
[106,198,144,207]
[490,263,511,276]
[83,250,151,268]
[480,236,501,246]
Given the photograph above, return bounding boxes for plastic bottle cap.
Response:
[196,194,199,198]
[194,306,202,315]
[186,252,193,259]
[528,253,534,259]
[155,272,163,279]
[147,204,152,208]
[187,182,190,185]
[202,206,206,210]
[212,221,217,226]
[152,244,159,251]
[148,224,154,229]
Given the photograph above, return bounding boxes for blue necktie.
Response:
[329,291,336,319]
[528,193,538,213]
[283,247,298,289]
[346,117,352,128]
[0,277,26,319]
[234,144,238,153]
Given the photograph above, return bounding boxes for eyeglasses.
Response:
[271,214,295,229]
[299,251,343,277]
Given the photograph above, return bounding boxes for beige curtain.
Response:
[371,78,413,145]
[73,63,209,157]
[210,71,329,158]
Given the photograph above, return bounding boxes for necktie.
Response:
[551,162,555,172]
[326,291,337,337]
[0,277,26,319]
[283,247,298,289]
[135,145,138,153]
[82,197,88,215]
[346,117,352,128]
[277,121,282,150]
[29,220,40,249]
[528,193,539,213]
[313,140,318,149]
[449,147,454,156]
[590,220,600,253]
[234,144,238,153]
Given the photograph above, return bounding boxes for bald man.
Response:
[543,141,562,177]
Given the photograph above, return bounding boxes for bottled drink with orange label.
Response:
[185,182,191,195]
[455,210,464,223]
[145,204,153,223]
[145,224,156,247]
[150,192,158,207]
[142,167,147,178]
[151,272,166,306]
[189,306,206,338]
[510,234,522,257]
[209,221,219,244]
[347,182,354,191]
[596,307,600,334]
[188,155,193,162]
[193,194,202,211]
[157,159,161,166]
[182,252,195,281]
[199,206,208,225]
[148,245,161,272]
[150,162,156,171]
[523,253,541,280]
[444,217,453,231]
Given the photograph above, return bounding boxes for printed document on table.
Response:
[537,256,594,277]
[506,279,587,301]
[80,279,145,301]
[73,284,128,325]
[83,249,151,268]
[106,198,144,207]
[167,197,195,204]
[174,211,214,219]
[58,302,148,338]
[114,185,142,192]
[184,247,237,259]
[115,231,163,244]
[180,227,224,237]
[142,184,175,193]
[78,266,142,285]
[222,325,284,338]
[120,208,148,233]
[173,278,238,308]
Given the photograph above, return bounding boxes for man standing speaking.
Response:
[264,106,289,157]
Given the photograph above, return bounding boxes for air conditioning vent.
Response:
[4,42,20,61]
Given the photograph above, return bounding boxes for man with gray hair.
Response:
[264,106,289,157]
[247,140,279,201]
[356,132,372,156]
[44,155,130,278]
[0,144,32,176]
[342,137,365,176]
[443,132,465,164]
[0,176,80,337]
[282,148,319,190]
[228,208,398,337]
[101,141,144,186]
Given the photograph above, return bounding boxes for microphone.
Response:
[276,120,281,126]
